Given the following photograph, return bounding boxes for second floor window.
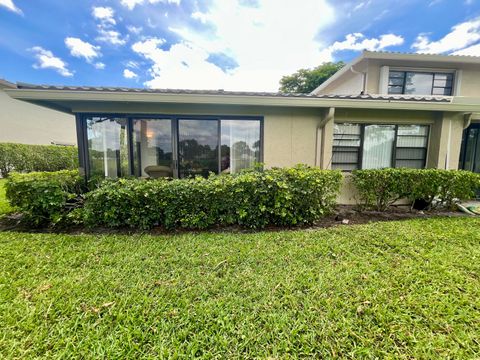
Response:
[388,71,453,96]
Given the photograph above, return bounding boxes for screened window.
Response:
[332,123,429,171]
[388,71,453,96]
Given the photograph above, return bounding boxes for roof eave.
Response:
[310,51,366,95]
[5,88,480,112]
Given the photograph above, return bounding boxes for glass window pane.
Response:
[332,151,358,164]
[404,72,434,95]
[397,136,428,147]
[389,78,404,86]
[389,71,405,78]
[178,119,219,178]
[220,119,260,174]
[432,87,452,95]
[388,86,404,94]
[397,125,429,136]
[362,125,395,169]
[132,119,173,178]
[433,79,452,88]
[87,117,129,178]
[395,148,426,160]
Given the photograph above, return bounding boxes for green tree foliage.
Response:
[279,61,345,94]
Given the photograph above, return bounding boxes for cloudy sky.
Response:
[0,0,479,91]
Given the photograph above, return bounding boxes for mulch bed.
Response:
[0,205,472,235]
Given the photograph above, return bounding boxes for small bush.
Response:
[83,165,342,230]
[0,143,78,177]
[5,170,84,227]
[352,168,480,211]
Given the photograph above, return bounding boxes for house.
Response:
[4,51,480,203]
[0,79,76,146]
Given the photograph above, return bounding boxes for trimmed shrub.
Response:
[352,168,480,211]
[0,143,78,177]
[83,165,343,230]
[5,170,84,227]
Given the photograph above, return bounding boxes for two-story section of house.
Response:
[312,50,480,175]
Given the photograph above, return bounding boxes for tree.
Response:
[279,61,345,94]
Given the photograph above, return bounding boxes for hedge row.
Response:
[352,168,480,211]
[83,166,342,230]
[5,170,84,227]
[4,167,480,229]
[0,142,78,177]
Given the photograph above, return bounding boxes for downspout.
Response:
[349,64,367,94]
[316,107,335,168]
[464,112,473,129]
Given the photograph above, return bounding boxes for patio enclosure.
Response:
[78,114,262,178]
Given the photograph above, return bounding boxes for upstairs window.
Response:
[388,71,453,96]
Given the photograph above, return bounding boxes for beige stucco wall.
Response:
[0,87,76,145]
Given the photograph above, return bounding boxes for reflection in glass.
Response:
[132,119,173,178]
[404,73,433,95]
[87,117,129,178]
[461,127,480,173]
[362,125,395,169]
[178,119,219,178]
[221,120,260,173]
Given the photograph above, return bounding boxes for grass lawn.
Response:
[1,218,480,358]
[0,179,12,216]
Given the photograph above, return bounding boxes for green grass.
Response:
[1,218,480,359]
[0,178,12,216]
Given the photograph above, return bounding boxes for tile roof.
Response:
[15,83,452,103]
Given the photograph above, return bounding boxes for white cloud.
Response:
[319,33,404,58]
[0,0,22,15]
[133,0,336,91]
[121,0,181,11]
[65,37,101,63]
[353,1,371,12]
[96,29,127,45]
[127,25,143,34]
[126,60,140,68]
[95,62,106,69]
[91,5,126,46]
[191,11,208,24]
[92,6,116,25]
[30,46,73,77]
[412,17,480,54]
[123,68,138,78]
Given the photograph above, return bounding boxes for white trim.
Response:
[454,69,462,96]
[379,66,389,94]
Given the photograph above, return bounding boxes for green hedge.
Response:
[5,170,84,227]
[0,143,78,177]
[83,166,343,230]
[352,168,480,211]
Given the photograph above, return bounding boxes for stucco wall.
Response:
[0,88,76,145]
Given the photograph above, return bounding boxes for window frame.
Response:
[387,70,454,96]
[78,113,264,179]
[332,123,430,171]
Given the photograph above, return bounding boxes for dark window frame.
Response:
[388,70,454,96]
[332,123,430,171]
[78,113,264,179]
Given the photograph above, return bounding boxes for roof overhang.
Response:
[6,87,480,113]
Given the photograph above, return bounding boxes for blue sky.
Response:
[0,0,479,91]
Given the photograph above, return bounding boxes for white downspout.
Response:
[316,108,335,168]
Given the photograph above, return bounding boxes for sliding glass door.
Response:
[84,115,262,179]
[132,118,173,178]
[178,119,219,178]
[460,124,480,173]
